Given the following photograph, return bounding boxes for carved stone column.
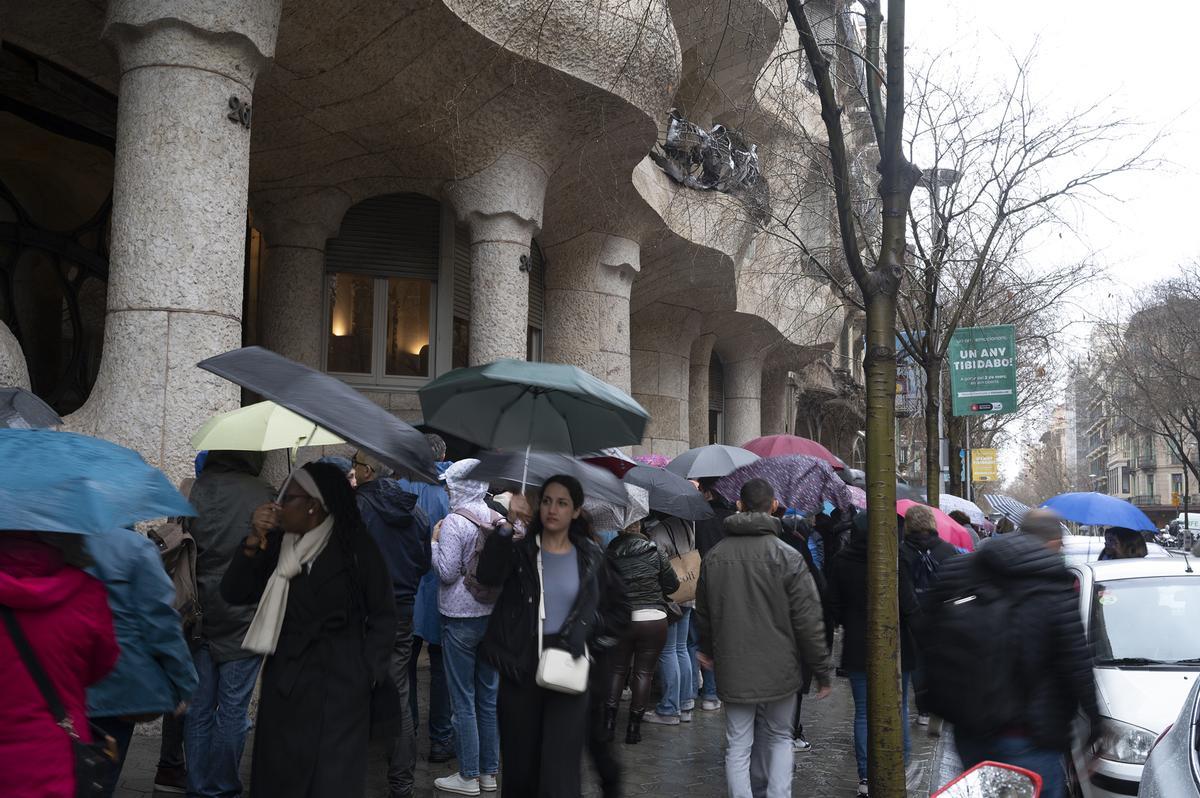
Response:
[446,153,548,365]
[630,304,700,456]
[256,190,352,369]
[723,355,764,446]
[688,333,716,446]
[542,233,638,393]
[760,364,790,436]
[68,1,281,483]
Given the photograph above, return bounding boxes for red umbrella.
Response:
[742,435,846,471]
[897,499,975,551]
[583,456,639,478]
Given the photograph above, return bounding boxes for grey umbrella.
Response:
[463,451,629,506]
[666,444,759,479]
[0,388,63,429]
[624,466,714,521]
[198,347,436,482]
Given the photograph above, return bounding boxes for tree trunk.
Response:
[864,291,905,796]
[947,414,965,497]
[924,357,940,507]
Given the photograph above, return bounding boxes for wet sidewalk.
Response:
[114,663,940,797]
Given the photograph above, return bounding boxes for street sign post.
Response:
[948,325,1017,416]
[973,448,999,483]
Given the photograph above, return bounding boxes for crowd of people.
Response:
[1,431,1115,798]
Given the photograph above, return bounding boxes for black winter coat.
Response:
[189,450,274,662]
[930,533,1101,750]
[476,528,612,681]
[826,526,920,672]
[780,517,834,650]
[221,525,396,798]
[356,478,431,610]
[695,495,736,557]
[605,534,679,611]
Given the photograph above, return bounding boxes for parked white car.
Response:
[1067,558,1200,797]
[1138,675,1200,796]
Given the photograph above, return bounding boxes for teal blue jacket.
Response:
[86,528,198,717]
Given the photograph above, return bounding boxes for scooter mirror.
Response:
[933,761,1042,797]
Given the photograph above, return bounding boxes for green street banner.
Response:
[949,325,1017,416]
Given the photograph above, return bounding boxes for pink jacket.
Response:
[0,536,119,798]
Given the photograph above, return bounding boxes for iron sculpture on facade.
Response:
[650,109,763,196]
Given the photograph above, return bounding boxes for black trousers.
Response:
[606,618,668,713]
[587,648,621,798]
[498,671,589,798]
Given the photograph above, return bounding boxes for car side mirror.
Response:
[933,761,1042,797]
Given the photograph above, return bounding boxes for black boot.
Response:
[603,706,618,743]
[625,710,644,744]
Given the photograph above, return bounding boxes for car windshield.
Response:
[1091,577,1200,665]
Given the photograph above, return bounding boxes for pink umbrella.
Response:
[897,499,975,551]
[847,485,867,510]
[634,453,669,468]
[742,435,846,471]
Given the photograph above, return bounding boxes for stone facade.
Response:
[2,0,863,483]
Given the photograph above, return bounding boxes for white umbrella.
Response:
[939,493,987,526]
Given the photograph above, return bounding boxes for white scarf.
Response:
[241,471,335,655]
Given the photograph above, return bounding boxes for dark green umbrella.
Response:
[418,360,648,454]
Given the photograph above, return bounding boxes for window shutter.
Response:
[454,224,472,319]
[709,356,724,412]
[325,193,440,279]
[527,240,545,330]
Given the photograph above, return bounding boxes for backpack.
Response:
[453,513,502,605]
[922,577,1033,737]
[147,518,202,637]
[910,547,940,595]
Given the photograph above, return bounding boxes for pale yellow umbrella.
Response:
[191,401,344,461]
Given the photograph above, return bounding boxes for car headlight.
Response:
[1094,717,1157,764]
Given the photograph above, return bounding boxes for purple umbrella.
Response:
[713,455,853,515]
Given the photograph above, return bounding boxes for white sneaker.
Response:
[479,774,498,792]
[916,713,930,727]
[857,778,870,796]
[642,712,681,726]
[680,710,693,723]
[701,698,722,711]
[621,687,632,701]
[682,699,696,711]
[792,736,811,753]
[434,773,481,796]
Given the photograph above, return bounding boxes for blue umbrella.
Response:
[0,429,195,535]
[1040,492,1156,532]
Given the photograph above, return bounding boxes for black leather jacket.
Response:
[606,534,679,611]
[477,527,628,681]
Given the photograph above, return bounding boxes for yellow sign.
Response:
[1174,491,1182,507]
[973,448,999,482]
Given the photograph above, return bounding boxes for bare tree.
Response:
[1098,262,1200,489]
[1008,427,1073,507]
[894,54,1151,506]
[783,1,919,791]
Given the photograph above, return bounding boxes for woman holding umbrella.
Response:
[222,462,396,798]
[476,475,613,798]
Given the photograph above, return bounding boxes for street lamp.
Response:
[918,167,962,499]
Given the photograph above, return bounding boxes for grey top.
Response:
[541,547,580,636]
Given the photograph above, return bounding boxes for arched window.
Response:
[708,353,725,444]
[324,193,440,384]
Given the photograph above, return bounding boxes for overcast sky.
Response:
[903,0,1200,482]
[907,0,1200,296]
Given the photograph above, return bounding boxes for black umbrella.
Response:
[463,451,628,506]
[198,347,436,481]
[624,466,714,521]
[0,388,63,429]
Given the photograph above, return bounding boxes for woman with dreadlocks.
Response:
[222,461,396,797]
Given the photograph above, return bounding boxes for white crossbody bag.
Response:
[534,542,590,694]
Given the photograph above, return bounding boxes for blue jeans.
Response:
[184,645,261,798]
[656,608,694,716]
[847,671,911,781]
[688,616,716,699]
[442,615,500,779]
[408,636,454,750]
[955,734,1066,798]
